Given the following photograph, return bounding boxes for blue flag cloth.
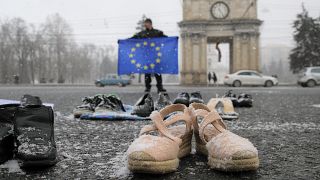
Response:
[118,37,179,75]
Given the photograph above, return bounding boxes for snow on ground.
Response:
[0,86,319,179]
[0,160,25,174]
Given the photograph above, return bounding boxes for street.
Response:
[0,85,320,179]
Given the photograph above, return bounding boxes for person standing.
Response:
[131,18,167,93]
[208,72,212,85]
[212,72,218,86]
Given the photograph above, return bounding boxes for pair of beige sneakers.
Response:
[127,102,259,174]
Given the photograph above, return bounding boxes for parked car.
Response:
[298,67,320,87]
[95,74,131,87]
[224,70,278,87]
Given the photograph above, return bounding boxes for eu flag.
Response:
[118,37,178,75]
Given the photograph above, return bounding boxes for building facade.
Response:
[179,0,262,84]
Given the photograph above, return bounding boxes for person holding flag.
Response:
[131,18,167,93]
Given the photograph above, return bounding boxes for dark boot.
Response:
[190,91,204,104]
[173,92,190,106]
[155,93,172,111]
[132,93,154,117]
[15,95,57,168]
[0,105,17,164]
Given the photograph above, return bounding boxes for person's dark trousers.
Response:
[145,74,164,91]
[145,74,152,91]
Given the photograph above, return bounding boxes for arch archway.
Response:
[179,0,262,85]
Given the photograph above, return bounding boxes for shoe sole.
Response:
[220,114,239,121]
[173,100,189,107]
[196,142,259,172]
[128,131,192,174]
[208,156,259,172]
[19,158,58,168]
[73,111,93,118]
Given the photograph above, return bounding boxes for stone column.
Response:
[180,31,207,85]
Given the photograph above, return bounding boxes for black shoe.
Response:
[173,92,190,106]
[0,105,17,164]
[15,95,57,168]
[237,93,253,107]
[190,92,204,104]
[155,92,172,111]
[132,93,154,117]
[95,94,126,113]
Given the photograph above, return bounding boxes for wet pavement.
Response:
[0,85,319,180]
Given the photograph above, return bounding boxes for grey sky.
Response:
[1,0,319,47]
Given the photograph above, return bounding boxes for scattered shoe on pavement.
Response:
[190,91,204,104]
[131,93,154,117]
[95,94,126,113]
[0,105,16,164]
[173,92,190,106]
[190,103,259,172]
[15,95,58,168]
[224,90,253,108]
[127,104,192,174]
[73,97,95,118]
[207,98,239,121]
[155,92,172,111]
[237,93,253,107]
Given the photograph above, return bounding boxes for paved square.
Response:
[0,86,319,179]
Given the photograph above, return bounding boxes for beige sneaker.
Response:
[127,104,193,174]
[190,103,259,172]
[207,98,239,120]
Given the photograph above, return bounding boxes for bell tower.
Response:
[179,0,262,85]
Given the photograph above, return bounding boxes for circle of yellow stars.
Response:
[129,41,162,70]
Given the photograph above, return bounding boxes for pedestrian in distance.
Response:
[208,72,212,85]
[212,72,218,86]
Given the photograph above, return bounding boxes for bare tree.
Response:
[0,14,118,85]
[43,13,73,83]
[0,19,15,83]
[9,18,31,84]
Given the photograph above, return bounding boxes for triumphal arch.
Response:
[179,0,262,84]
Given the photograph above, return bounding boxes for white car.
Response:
[298,67,320,87]
[224,70,278,87]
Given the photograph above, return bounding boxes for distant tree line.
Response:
[0,13,117,84]
[290,5,320,73]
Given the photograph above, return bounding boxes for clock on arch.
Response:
[210,1,230,19]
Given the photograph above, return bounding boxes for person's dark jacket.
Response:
[132,28,167,39]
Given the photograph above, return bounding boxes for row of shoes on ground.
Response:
[0,95,57,168]
[127,103,259,174]
[224,90,253,107]
[132,92,239,120]
[131,92,204,117]
[73,94,126,118]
